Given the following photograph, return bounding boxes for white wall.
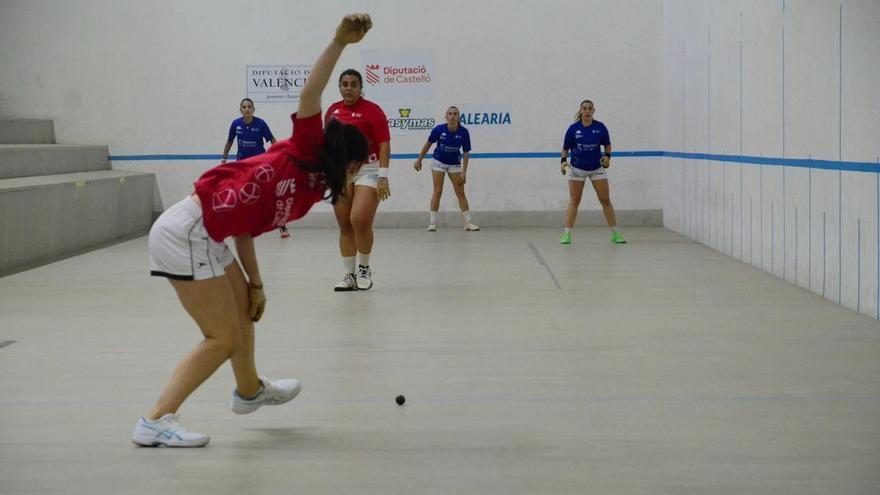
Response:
[0,0,663,218]
[661,0,880,317]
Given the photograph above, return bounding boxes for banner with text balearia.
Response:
[453,103,513,136]
[382,103,437,136]
[360,50,435,102]
[246,65,311,103]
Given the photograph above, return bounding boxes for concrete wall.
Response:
[0,0,663,221]
[661,0,880,317]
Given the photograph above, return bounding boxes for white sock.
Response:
[564,227,572,234]
[357,252,370,267]
[610,226,618,233]
[430,211,437,224]
[462,211,472,223]
[342,256,356,274]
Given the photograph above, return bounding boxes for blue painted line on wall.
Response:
[106,151,880,174]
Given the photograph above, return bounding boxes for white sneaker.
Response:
[230,376,302,415]
[356,264,373,290]
[464,222,480,231]
[426,224,437,232]
[131,413,209,447]
[333,272,357,292]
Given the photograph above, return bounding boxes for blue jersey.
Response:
[428,124,471,165]
[227,117,275,161]
[563,120,610,171]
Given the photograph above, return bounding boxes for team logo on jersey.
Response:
[255,164,274,183]
[575,130,583,138]
[365,64,381,85]
[212,188,237,212]
[275,177,297,197]
[239,183,261,205]
[593,129,600,134]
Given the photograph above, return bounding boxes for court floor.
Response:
[1,227,879,494]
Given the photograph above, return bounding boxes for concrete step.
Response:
[0,169,156,277]
[0,144,110,179]
[0,119,55,144]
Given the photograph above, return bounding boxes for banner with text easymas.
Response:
[360,50,435,101]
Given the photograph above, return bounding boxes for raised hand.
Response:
[335,13,372,44]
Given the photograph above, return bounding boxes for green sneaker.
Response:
[610,231,627,244]
[560,231,571,244]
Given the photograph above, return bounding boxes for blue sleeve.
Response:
[461,128,471,153]
[227,121,236,142]
[563,125,574,151]
[262,119,275,142]
[427,125,441,143]
[601,124,611,146]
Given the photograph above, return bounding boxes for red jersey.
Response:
[195,113,327,241]
[324,98,390,162]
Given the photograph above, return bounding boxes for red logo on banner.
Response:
[365,64,380,85]
[212,188,237,212]
[239,183,261,204]
[254,164,274,183]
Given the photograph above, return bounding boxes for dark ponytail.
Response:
[318,119,368,204]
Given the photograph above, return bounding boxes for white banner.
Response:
[246,65,311,103]
[361,50,435,102]
[454,103,513,136]
[382,103,437,136]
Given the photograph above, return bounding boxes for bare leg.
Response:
[147,271,244,420]
[430,170,445,213]
[333,183,357,258]
[591,179,617,227]
[564,180,586,228]
[449,172,470,212]
[350,185,380,255]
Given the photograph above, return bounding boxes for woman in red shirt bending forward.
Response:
[131,14,373,448]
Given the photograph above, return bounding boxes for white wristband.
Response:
[377,167,388,178]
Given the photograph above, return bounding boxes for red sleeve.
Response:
[369,102,391,144]
[289,113,324,164]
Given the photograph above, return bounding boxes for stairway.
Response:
[0,119,156,277]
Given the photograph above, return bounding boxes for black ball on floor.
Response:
[395,394,405,406]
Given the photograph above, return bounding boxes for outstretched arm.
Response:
[297,14,372,119]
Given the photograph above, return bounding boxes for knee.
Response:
[211,334,241,358]
[598,196,612,207]
[350,212,373,232]
[337,217,354,233]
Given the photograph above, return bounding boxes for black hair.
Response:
[317,119,369,204]
[338,69,363,87]
[240,98,255,107]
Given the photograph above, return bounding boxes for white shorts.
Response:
[351,159,380,188]
[567,165,607,182]
[430,159,463,174]
[149,196,235,281]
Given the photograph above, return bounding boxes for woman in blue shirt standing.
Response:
[413,106,479,231]
[560,99,625,245]
[221,98,288,237]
